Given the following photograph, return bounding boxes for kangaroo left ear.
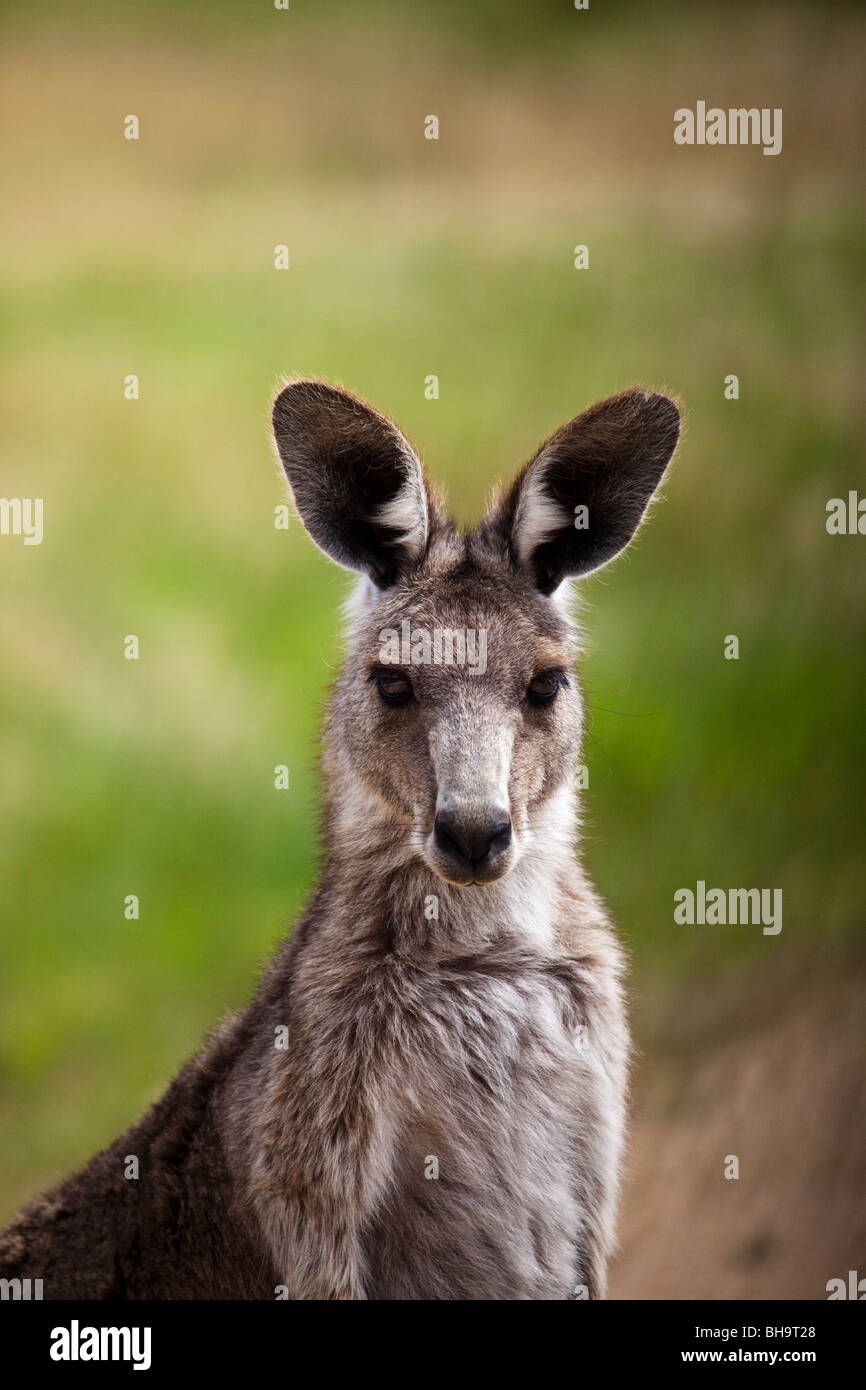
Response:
[496,388,681,594]
[272,378,430,589]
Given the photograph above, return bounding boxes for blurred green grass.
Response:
[0,1,864,1219]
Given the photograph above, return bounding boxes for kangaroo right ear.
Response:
[494,388,681,594]
[272,380,430,589]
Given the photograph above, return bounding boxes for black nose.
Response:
[434,814,512,868]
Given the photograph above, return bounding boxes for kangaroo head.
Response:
[273,380,680,889]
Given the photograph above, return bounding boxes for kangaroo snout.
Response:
[432,802,514,885]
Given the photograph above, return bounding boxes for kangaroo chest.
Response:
[362,961,594,1299]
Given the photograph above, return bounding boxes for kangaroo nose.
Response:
[434,812,512,867]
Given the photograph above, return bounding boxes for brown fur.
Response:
[0,380,680,1299]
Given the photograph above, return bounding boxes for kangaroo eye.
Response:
[372,668,414,706]
[527,670,566,706]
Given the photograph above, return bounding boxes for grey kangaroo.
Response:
[0,380,680,1299]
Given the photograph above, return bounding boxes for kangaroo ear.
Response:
[272,379,429,588]
[497,389,681,595]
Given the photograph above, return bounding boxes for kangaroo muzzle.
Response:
[426,715,517,886]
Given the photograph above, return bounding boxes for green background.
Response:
[1,0,863,1295]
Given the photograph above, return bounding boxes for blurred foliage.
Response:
[0,0,864,1217]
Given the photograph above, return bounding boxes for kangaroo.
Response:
[0,380,680,1299]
